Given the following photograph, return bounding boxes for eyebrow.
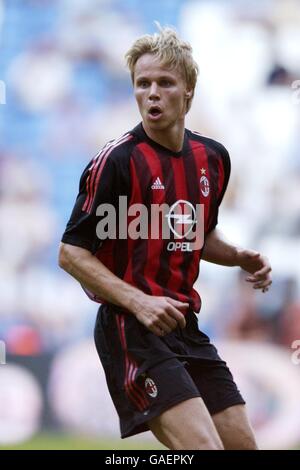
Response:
[135,75,175,82]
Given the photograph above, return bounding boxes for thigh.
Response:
[183,316,246,415]
[94,307,202,439]
[212,404,258,450]
[187,356,246,417]
[148,397,224,450]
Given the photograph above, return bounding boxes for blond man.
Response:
[59,26,271,449]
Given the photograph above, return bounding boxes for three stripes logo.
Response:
[151,177,165,190]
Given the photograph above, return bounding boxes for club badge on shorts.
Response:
[145,377,158,398]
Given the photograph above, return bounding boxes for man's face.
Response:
[133,53,192,131]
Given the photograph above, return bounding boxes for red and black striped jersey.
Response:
[62,123,230,313]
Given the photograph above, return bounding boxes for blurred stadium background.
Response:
[0,0,300,450]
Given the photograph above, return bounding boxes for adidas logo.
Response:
[151,177,165,190]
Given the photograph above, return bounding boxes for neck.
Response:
[142,120,185,153]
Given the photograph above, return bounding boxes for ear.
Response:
[185,90,193,99]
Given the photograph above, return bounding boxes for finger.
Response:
[148,319,171,337]
[166,304,186,329]
[159,314,178,331]
[158,319,173,335]
[166,297,189,310]
[245,251,260,258]
[247,273,271,283]
[150,324,166,337]
[246,275,266,282]
[253,265,272,278]
[246,268,272,282]
[253,279,272,288]
[246,277,258,283]
[253,280,272,289]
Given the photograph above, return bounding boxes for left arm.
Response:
[202,228,272,293]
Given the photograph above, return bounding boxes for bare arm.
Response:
[202,228,239,267]
[58,242,187,335]
[202,229,272,293]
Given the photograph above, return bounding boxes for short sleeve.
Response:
[61,151,130,253]
[208,144,231,232]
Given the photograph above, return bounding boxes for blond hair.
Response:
[125,23,199,113]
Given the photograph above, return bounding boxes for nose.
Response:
[149,82,160,100]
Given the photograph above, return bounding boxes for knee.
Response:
[227,435,258,450]
[238,437,258,450]
[178,433,225,450]
[198,439,224,450]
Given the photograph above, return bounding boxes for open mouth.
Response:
[149,106,162,119]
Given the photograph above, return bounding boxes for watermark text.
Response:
[291,339,300,365]
[95,197,205,251]
[291,80,300,105]
[0,340,6,364]
[0,80,6,104]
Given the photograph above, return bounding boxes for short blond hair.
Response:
[125,24,199,113]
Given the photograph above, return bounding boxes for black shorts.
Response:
[94,304,245,439]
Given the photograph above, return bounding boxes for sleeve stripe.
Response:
[82,141,113,212]
[83,133,133,213]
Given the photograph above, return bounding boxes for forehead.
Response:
[134,53,183,81]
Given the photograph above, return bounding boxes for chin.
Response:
[146,119,169,131]
[148,122,166,130]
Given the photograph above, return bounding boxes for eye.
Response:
[160,79,172,87]
[138,81,149,88]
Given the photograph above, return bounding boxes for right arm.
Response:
[59,242,187,336]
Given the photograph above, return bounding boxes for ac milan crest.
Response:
[200,175,210,197]
[145,377,158,398]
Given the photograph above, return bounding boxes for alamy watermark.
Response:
[0,80,6,104]
[291,340,300,365]
[95,197,205,252]
[291,80,300,105]
[0,340,6,364]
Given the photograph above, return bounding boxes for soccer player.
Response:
[59,26,272,450]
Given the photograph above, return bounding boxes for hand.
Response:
[132,295,188,337]
[236,249,272,293]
